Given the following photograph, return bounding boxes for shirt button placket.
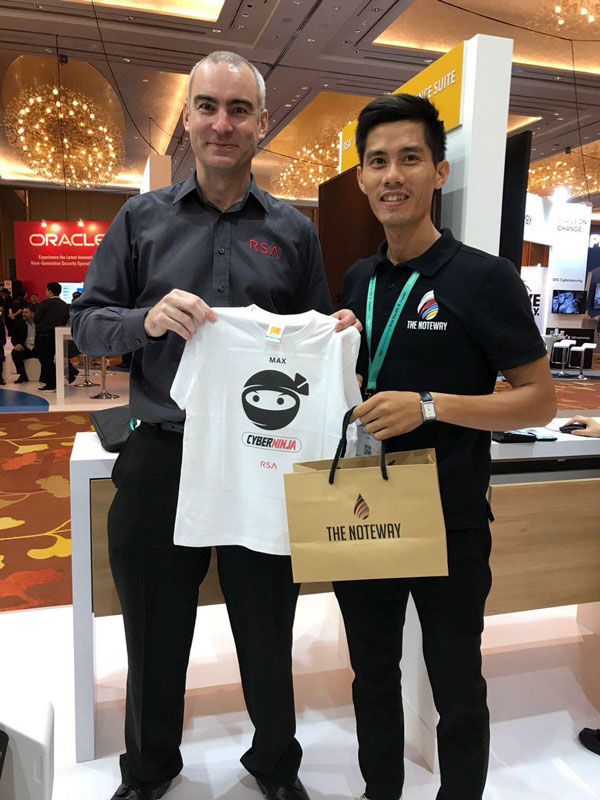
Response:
[214,217,230,303]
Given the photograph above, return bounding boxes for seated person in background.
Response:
[11,305,39,383]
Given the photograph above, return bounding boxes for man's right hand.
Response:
[14,344,24,352]
[144,289,217,340]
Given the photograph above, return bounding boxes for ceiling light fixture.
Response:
[271,127,339,201]
[5,84,124,188]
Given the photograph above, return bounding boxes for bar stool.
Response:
[552,339,576,377]
[74,355,99,388]
[569,342,597,380]
[91,357,119,399]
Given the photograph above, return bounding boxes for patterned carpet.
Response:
[0,412,93,611]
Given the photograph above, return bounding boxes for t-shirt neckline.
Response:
[244,305,321,344]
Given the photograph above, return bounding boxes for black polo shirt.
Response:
[71,173,332,423]
[342,228,547,530]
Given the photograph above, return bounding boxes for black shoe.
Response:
[15,376,28,383]
[68,368,80,384]
[579,728,600,755]
[256,777,310,800]
[110,780,171,799]
[39,385,56,391]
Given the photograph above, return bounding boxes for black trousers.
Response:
[11,346,38,378]
[107,424,302,791]
[333,527,492,800]
[36,331,77,387]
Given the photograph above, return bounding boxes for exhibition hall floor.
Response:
[0,595,599,800]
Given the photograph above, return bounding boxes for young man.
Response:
[11,304,39,383]
[71,51,356,800]
[334,94,557,800]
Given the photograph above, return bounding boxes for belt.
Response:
[138,420,184,436]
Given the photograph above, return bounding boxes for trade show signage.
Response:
[339,41,465,172]
[14,220,110,297]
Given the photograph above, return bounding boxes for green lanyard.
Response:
[365,269,420,396]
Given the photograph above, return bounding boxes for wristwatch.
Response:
[419,391,437,423]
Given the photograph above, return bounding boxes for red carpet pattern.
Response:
[0,412,93,611]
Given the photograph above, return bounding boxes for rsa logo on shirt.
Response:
[241,370,309,453]
[249,238,281,259]
[406,291,448,332]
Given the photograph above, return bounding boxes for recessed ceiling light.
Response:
[284,103,292,107]
[212,28,221,33]
[237,24,245,29]
[242,12,249,16]
[300,86,308,90]
[142,78,148,83]
[126,15,134,21]
[323,83,329,87]
[123,58,131,62]
[307,37,315,42]
[342,40,351,44]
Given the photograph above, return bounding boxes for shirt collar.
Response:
[370,229,461,277]
[172,171,269,213]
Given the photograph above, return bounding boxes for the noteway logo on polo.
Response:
[407,291,448,331]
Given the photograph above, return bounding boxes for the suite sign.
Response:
[14,220,110,296]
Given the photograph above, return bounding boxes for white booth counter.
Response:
[70,422,600,765]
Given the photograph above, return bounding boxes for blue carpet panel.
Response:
[0,388,50,412]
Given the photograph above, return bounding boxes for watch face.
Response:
[423,402,436,421]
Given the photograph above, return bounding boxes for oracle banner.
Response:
[14,220,110,297]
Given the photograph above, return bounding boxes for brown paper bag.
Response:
[284,409,448,583]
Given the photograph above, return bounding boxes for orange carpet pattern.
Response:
[0,412,93,611]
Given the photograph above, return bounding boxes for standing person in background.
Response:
[34,282,78,391]
[0,288,13,338]
[0,304,5,385]
[30,293,40,313]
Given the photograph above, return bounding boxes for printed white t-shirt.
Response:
[170,305,362,555]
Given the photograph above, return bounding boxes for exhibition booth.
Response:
[0,16,599,800]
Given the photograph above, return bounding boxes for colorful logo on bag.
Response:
[417,291,439,321]
[354,493,370,520]
[242,370,309,430]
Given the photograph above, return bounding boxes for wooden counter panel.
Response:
[488,478,600,615]
[90,478,329,618]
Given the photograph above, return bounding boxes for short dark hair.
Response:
[47,281,62,296]
[0,288,9,295]
[356,94,447,166]
[24,303,35,312]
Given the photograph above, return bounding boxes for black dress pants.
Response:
[333,527,492,800]
[36,330,76,387]
[11,346,38,378]
[107,424,302,791]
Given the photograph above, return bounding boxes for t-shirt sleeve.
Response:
[469,257,548,372]
[170,334,200,410]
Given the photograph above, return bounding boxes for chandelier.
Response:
[5,84,124,188]
[534,0,600,32]
[528,145,600,199]
[271,127,339,201]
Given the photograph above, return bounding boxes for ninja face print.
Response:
[242,371,309,430]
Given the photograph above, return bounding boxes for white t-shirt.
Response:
[170,305,362,555]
